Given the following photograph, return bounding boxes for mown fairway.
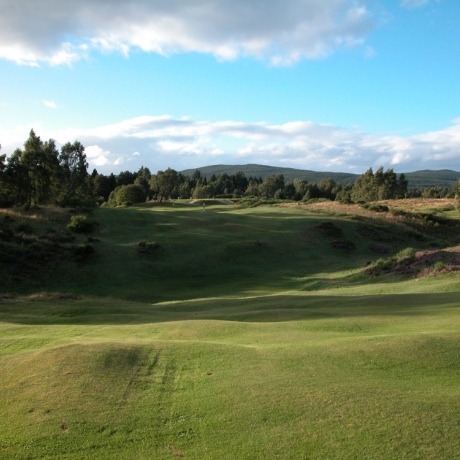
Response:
[1,201,460,459]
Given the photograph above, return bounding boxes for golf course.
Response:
[1,198,460,459]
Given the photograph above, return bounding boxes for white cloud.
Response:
[58,117,460,173]
[85,145,112,167]
[3,116,460,174]
[43,100,57,109]
[0,0,373,66]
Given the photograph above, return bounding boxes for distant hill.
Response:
[181,164,358,185]
[403,169,460,188]
[181,164,460,188]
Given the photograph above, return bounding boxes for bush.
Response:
[361,203,389,212]
[0,195,14,208]
[137,240,160,254]
[67,215,99,234]
[240,197,283,208]
[331,239,356,252]
[75,243,95,261]
[316,222,343,238]
[366,247,417,277]
[369,204,389,213]
[369,243,389,254]
[57,196,96,208]
[15,223,34,234]
[390,209,410,218]
[396,247,416,262]
[365,256,395,276]
[433,261,445,271]
[107,184,146,207]
[0,222,14,241]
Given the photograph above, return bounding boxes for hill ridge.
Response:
[180,164,460,188]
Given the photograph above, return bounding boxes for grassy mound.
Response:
[1,293,460,459]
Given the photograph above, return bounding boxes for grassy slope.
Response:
[2,203,365,301]
[1,201,460,459]
[7,200,456,302]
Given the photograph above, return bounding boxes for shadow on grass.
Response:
[3,205,459,310]
[0,292,458,326]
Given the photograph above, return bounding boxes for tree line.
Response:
[93,162,415,204]
[1,130,459,208]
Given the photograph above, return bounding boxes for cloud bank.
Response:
[0,0,373,66]
[4,116,460,174]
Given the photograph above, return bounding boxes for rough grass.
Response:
[1,199,460,459]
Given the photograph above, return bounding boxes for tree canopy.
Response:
[1,130,93,208]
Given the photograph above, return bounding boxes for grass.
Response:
[1,199,460,459]
[5,200,455,302]
[2,294,460,459]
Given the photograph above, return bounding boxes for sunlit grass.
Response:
[1,291,460,459]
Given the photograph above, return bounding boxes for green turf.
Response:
[1,201,459,459]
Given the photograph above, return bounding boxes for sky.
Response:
[1,0,460,175]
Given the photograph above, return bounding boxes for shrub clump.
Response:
[395,247,417,262]
[331,239,356,252]
[366,246,416,276]
[107,184,146,207]
[369,243,389,254]
[360,203,389,213]
[367,257,394,275]
[316,222,343,238]
[137,240,160,254]
[433,261,445,271]
[67,215,99,234]
[15,223,34,234]
[75,243,95,261]
[0,225,14,242]
[237,197,282,208]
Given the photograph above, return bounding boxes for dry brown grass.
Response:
[378,198,456,211]
[281,200,364,214]
[281,198,457,217]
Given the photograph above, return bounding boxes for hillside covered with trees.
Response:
[181,164,460,189]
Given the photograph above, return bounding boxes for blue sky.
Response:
[1,0,460,175]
